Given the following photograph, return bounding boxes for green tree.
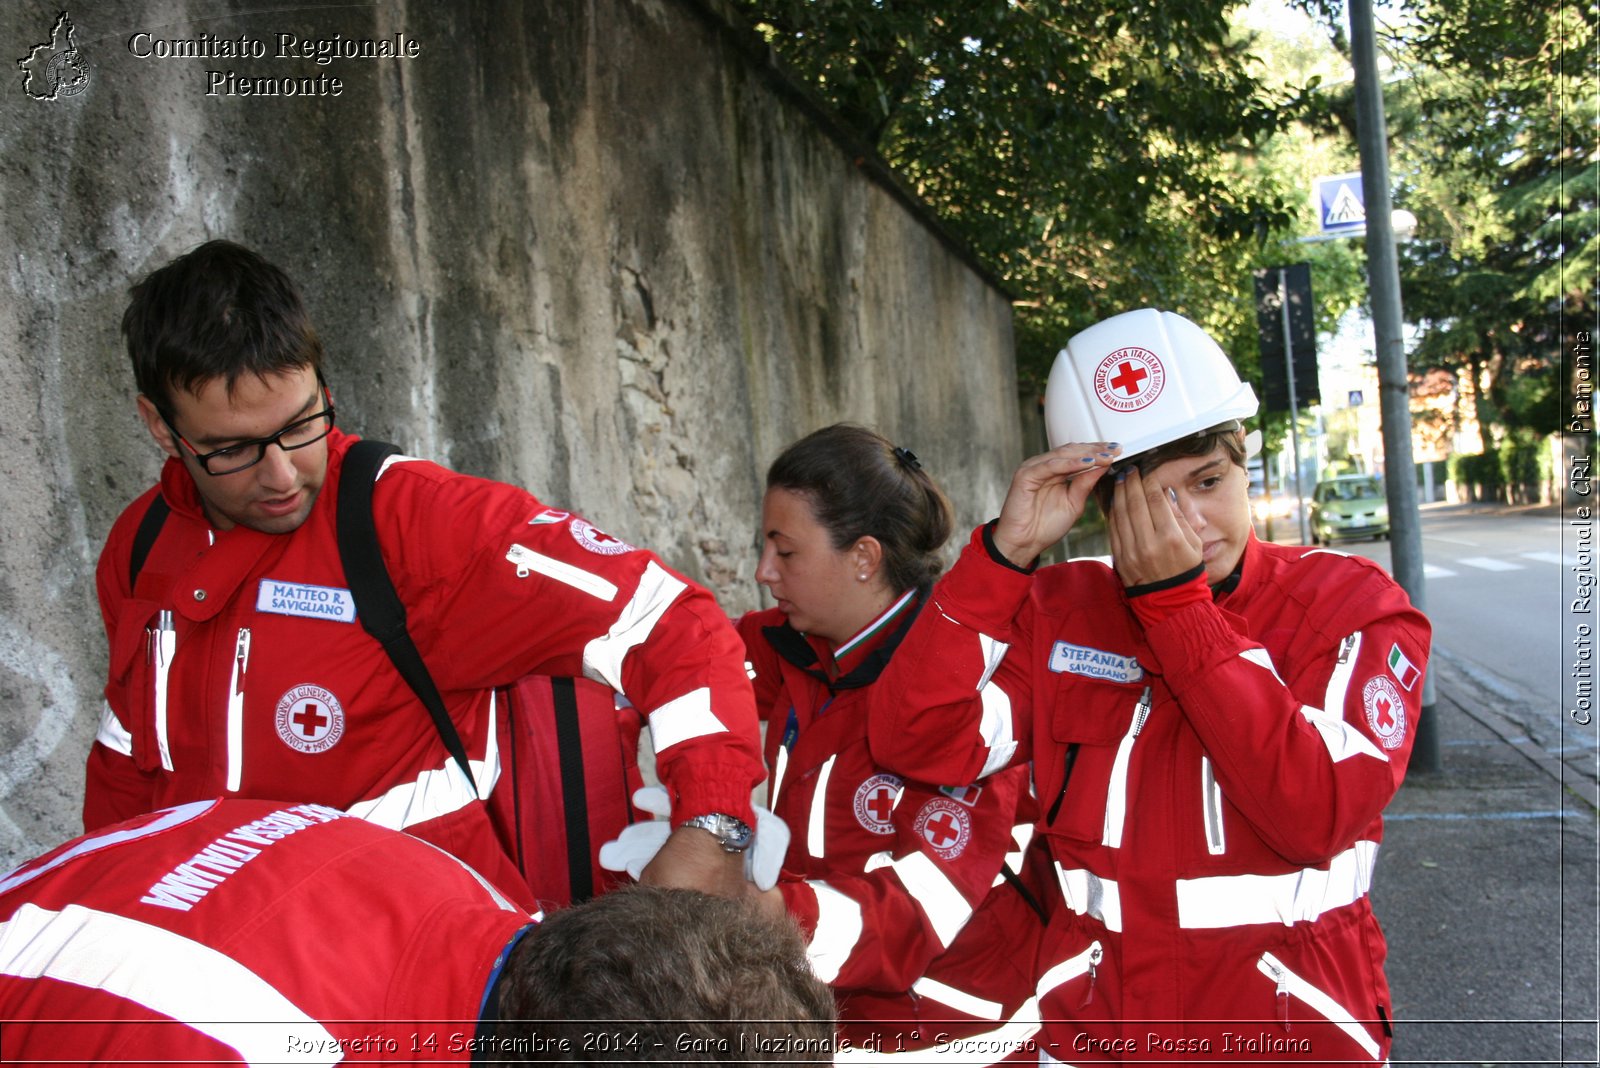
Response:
[730,0,1324,386]
[1302,0,1596,460]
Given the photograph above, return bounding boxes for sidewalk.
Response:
[1252,498,1598,1064]
[1375,654,1598,1066]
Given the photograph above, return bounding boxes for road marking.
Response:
[1423,564,1458,578]
[1386,810,1579,822]
[1425,534,1481,546]
[1519,551,1575,566]
[1457,556,1523,572]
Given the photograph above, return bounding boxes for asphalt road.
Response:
[1266,501,1599,1066]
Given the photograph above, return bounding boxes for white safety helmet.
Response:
[1043,308,1259,459]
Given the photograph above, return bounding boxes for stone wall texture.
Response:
[0,0,1020,867]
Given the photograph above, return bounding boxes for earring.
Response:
[857,573,868,582]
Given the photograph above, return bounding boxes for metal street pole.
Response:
[1279,268,1310,543]
[1350,0,1438,771]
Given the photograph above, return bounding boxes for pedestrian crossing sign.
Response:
[1315,172,1367,234]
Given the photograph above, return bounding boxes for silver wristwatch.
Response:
[679,812,754,853]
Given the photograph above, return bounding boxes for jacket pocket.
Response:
[1043,687,1143,843]
[1257,951,1382,1061]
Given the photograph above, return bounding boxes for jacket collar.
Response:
[156,426,356,528]
[1213,530,1260,603]
[762,589,923,693]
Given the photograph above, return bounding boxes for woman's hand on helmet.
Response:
[991,442,1119,567]
[1108,466,1203,587]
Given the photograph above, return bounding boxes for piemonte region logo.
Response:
[17,11,91,101]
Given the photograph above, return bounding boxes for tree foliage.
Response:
[1301,0,1596,446]
[729,0,1320,386]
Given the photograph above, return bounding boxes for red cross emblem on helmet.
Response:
[1093,346,1166,412]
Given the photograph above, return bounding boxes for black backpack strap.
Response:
[128,495,171,589]
[337,440,478,792]
[549,677,593,901]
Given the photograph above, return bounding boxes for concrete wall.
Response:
[0,0,1020,866]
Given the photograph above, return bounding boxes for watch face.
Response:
[721,816,753,850]
[688,813,752,851]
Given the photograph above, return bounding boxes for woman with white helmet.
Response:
[867,309,1431,1064]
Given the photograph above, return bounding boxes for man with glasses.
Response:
[87,240,766,904]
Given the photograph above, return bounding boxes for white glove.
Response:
[744,804,790,892]
[597,787,673,880]
[596,786,791,892]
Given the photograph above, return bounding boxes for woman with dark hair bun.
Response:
[736,424,1039,1050]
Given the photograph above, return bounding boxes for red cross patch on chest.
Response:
[274,684,345,754]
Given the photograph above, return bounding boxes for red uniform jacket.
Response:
[89,430,764,904]
[0,799,531,1064]
[868,528,1431,1063]
[737,595,1032,1001]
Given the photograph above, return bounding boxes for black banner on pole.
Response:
[1253,263,1320,413]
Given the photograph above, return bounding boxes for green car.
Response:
[1309,475,1390,545]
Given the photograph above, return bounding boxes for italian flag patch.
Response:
[1387,643,1420,691]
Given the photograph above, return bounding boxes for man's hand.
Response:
[991,443,1120,567]
[1107,467,1203,588]
[639,826,747,897]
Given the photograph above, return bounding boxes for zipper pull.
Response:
[1266,959,1292,1031]
[1131,686,1153,736]
[1336,633,1357,665]
[1078,941,1103,1008]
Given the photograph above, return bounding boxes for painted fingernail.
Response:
[1099,451,1113,458]
[1108,442,1120,448]
[1168,488,1178,504]
[1115,470,1127,483]
[1080,456,1095,463]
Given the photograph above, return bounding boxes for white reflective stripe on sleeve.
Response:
[582,561,686,691]
[95,701,134,756]
[910,976,1003,1020]
[646,687,728,753]
[0,904,340,1065]
[1201,755,1226,855]
[975,632,1010,690]
[807,755,839,859]
[1299,703,1389,764]
[1324,632,1362,713]
[1258,951,1383,1059]
[1177,840,1380,928]
[804,882,864,983]
[1239,645,1286,683]
[1303,631,1387,762]
[977,681,1018,778]
[1055,864,1122,932]
[889,850,974,949]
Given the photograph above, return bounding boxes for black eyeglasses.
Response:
[162,384,336,476]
